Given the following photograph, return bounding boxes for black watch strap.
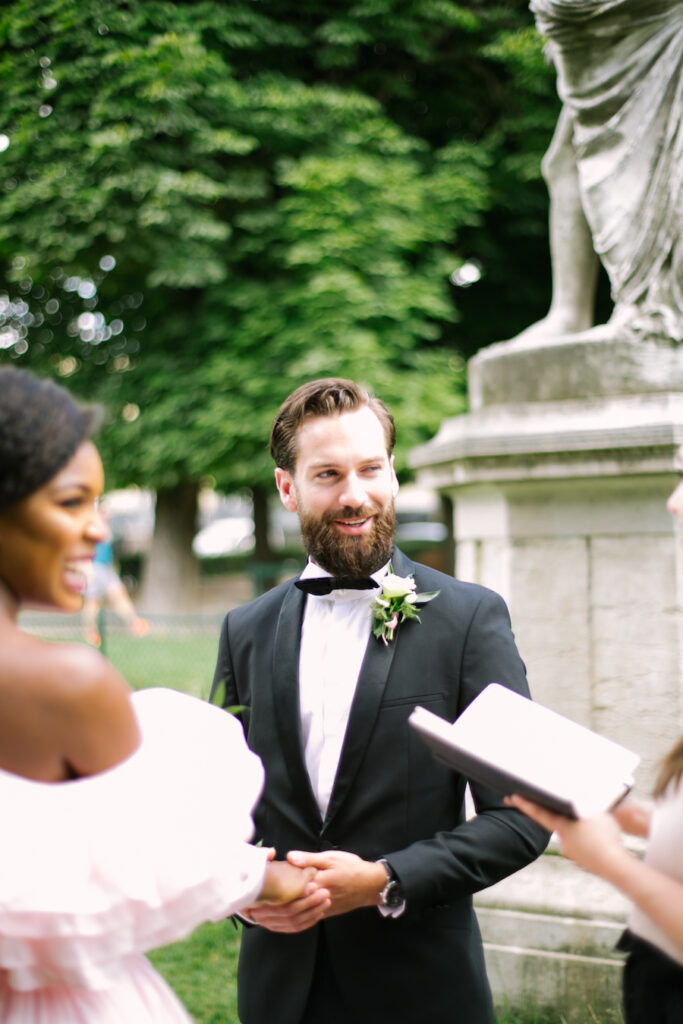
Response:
[377,859,404,909]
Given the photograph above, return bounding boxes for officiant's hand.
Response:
[611,795,653,838]
[287,850,388,918]
[506,794,627,878]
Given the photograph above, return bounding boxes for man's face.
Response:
[275,406,398,576]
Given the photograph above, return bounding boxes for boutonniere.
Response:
[372,566,439,646]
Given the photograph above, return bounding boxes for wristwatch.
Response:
[377,859,404,909]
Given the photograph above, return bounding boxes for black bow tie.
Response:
[295,576,379,596]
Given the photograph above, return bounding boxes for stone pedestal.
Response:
[469,331,683,410]
[409,331,683,1017]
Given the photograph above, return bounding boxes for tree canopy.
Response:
[0,0,559,604]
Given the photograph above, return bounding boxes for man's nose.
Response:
[339,473,368,508]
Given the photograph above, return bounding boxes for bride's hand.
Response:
[256,860,317,905]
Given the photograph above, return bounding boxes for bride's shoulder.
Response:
[0,632,138,779]
[27,636,132,712]
[0,628,121,699]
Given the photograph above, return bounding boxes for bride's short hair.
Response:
[0,367,101,510]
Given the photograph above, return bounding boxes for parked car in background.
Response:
[191,516,255,558]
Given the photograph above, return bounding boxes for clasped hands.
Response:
[246,849,388,934]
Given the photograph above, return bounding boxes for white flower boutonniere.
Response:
[372,566,439,646]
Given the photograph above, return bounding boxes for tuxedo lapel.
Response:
[322,628,398,829]
[272,582,322,828]
[273,551,427,835]
[322,549,416,829]
[389,546,416,581]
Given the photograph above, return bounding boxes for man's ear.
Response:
[275,468,298,512]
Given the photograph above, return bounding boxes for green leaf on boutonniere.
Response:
[371,566,439,645]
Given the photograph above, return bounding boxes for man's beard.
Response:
[298,501,395,577]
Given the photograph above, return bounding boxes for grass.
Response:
[101,626,222,698]
[495,1010,622,1024]
[148,920,622,1024]
[148,919,242,1024]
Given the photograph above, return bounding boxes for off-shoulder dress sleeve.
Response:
[0,688,268,1004]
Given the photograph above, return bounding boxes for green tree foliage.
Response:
[0,0,558,603]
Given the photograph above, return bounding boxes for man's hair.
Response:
[0,367,101,511]
[269,378,396,472]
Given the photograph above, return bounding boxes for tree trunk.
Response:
[251,484,280,594]
[138,481,200,615]
[252,484,271,562]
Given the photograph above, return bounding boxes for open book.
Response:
[409,684,640,819]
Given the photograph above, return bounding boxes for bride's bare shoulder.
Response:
[1,625,124,695]
[0,626,139,778]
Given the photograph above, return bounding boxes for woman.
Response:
[0,367,317,1022]
[509,453,683,1023]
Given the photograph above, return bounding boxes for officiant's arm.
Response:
[508,795,683,955]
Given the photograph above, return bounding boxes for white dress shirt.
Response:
[298,560,387,819]
[298,560,405,918]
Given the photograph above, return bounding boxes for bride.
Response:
[0,366,318,1022]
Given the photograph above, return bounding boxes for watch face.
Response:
[384,881,404,908]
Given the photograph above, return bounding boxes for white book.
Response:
[409,683,640,819]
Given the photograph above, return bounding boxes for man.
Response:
[211,378,549,1024]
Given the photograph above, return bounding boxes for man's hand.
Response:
[286,850,387,919]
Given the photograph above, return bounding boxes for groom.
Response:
[211,378,549,1024]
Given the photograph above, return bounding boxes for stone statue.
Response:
[512,0,682,346]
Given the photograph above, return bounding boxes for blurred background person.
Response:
[82,519,149,647]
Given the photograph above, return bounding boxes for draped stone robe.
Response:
[531,0,682,342]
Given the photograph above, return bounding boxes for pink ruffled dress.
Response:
[0,688,269,1022]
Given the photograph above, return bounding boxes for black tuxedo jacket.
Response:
[211,548,549,1024]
